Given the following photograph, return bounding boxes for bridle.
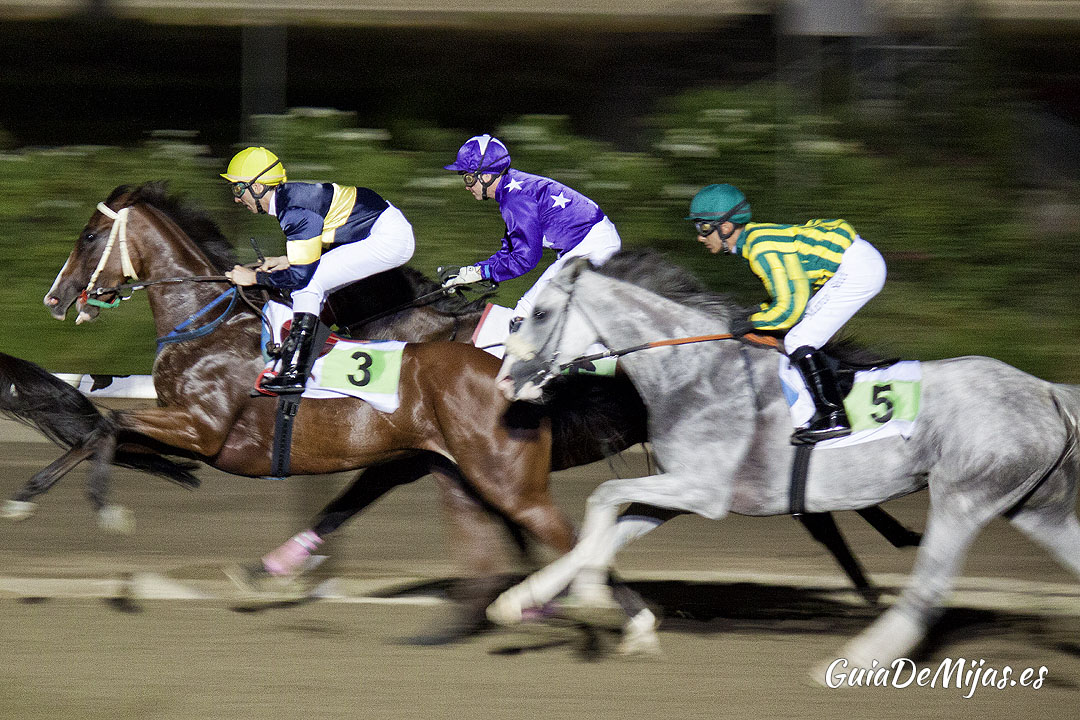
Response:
[79,202,140,309]
[74,199,272,345]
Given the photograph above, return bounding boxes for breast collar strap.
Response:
[85,203,140,301]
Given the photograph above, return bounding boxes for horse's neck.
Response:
[580,273,729,377]
[132,207,251,340]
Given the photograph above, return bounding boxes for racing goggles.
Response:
[694,220,718,237]
[230,160,282,199]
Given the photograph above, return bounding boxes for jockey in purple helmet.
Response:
[440,134,621,327]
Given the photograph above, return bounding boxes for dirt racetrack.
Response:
[1,437,1078,719]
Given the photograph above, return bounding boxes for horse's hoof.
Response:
[486,591,526,626]
[616,608,662,658]
[98,504,135,535]
[553,585,626,629]
[224,563,315,605]
[224,563,269,594]
[1,500,37,521]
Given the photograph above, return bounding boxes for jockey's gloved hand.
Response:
[441,264,484,288]
[729,317,757,337]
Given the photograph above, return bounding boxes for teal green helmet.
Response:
[685,184,752,224]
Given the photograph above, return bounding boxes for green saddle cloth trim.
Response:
[317,343,404,395]
[843,377,921,432]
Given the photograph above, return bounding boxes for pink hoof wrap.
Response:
[262,530,323,576]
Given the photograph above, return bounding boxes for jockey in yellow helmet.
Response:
[223,147,415,395]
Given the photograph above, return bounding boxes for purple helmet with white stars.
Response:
[444,134,512,173]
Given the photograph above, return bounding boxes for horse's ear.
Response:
[565,257,592,280]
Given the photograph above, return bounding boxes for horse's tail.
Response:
[0,352,200,488]
[1050,384,1080,439]
[0,351,104,448]
[1002,382,1080,518]
[543,374,648,471]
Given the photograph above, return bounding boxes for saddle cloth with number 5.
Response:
[778,357,922,449]
[263,301,404,412]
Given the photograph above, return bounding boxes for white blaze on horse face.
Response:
[44,255,73,320]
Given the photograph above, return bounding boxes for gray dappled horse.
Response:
[491,250,1080,670]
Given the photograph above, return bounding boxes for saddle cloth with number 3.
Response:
[778,357,922,449]
[263,301,404,412]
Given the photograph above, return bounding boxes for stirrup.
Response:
[790,417,851,445]
[259,373,306,394]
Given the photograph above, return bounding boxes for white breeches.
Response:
[513,216,622,319]
[291,204,415,316]
[782,236,886,353]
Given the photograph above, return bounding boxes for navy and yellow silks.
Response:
[257,182,389,290]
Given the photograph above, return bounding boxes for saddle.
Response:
[271,317,340,360]
[818,347,900,398]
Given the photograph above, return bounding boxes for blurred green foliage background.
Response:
[4,82,1079,379]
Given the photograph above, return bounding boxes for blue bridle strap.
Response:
[156,287,239,351]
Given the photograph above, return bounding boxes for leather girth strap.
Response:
[269,320,334,479]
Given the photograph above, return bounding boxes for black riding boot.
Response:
[260,312,320,395]
[789,345,851,445]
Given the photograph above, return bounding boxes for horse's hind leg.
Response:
[403,467,519,645]
[835,502,987,671]
[1007,491,1080,579]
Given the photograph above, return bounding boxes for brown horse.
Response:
[37,182,648,636]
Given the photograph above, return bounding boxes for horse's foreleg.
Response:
[1,443,96,521]
[257,455,434,577]
[310,456,433,538]
[12,444,94,502]
[112,407,229,458]
[489,473,688,625]
[83,429,133,534]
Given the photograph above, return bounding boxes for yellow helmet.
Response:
[220,146,287,185]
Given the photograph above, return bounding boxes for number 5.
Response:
[871,383,894,423]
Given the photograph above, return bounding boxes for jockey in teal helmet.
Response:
[688,183,887,444]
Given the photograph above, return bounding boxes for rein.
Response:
[156,287,240,351]
[341,281,499,335]
[506,270,780,387]
[559,332,780,372]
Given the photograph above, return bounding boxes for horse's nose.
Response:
[44,296,58,307]
[496,375,516,400]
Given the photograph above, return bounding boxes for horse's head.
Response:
[496,258,600,402]
[44,186,142,325]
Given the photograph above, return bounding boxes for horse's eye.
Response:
[533,309,546,321]
[85,233,96,242]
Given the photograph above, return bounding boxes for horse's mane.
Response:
[594,249,736,319]
[593,249,888,366]
[107,182,239,273]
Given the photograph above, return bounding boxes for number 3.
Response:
[348,351,373,387]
